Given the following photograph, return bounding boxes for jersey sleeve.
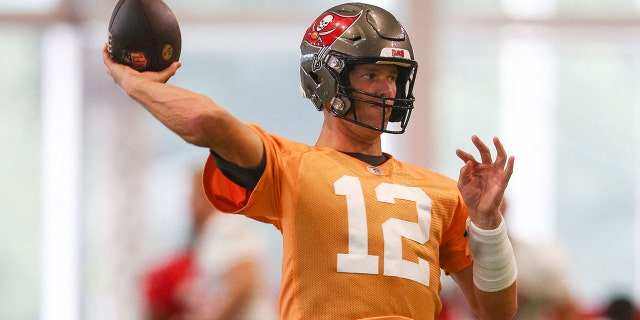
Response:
[202,156,252,212]
[202,124,306,229]
[438,194,472,274]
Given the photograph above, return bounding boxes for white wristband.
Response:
[466,217,517,292]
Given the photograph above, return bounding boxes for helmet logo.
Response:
[392,49,405,57]
[380,48,411,59]
[303,11,360,47]
[312,46,330,72]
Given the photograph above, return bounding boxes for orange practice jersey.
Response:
[203,125,472,320]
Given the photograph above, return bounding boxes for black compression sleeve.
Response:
[210,149,266,191]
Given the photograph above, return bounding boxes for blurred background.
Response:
[1,0,640,319]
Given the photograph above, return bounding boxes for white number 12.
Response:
[335,175,432,286]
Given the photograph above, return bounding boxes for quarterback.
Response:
[104,2,517,319]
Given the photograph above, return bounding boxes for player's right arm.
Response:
[102,44,264,169]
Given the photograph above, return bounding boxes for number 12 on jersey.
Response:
[335,175,433,287]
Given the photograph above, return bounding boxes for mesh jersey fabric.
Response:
[202,124,472,320]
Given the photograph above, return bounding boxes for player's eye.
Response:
[361,73,376,80]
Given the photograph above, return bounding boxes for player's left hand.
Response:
[455,135,514,230]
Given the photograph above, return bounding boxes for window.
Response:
[0,26,42,320]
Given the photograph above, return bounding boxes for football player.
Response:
[103,3,517,319]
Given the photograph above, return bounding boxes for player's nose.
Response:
[377,80,396,104]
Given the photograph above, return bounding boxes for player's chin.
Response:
[359,117,389,133]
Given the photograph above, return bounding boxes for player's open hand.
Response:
[102,43,180,87]
[456,135,514,230]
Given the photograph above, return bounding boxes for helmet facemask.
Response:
[328,55,417,134]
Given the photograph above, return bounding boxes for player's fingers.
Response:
[155,62,181,82]
[102,44,123,73]
[471,135,493,164]
[456,148,478,165]
[457,160,473,187]
[102,44,119,80]
[493,137,508,167]
[503,156,515,185]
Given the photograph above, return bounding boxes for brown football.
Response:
[108,0,181,71]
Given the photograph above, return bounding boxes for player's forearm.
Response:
[466,216,518,319]
[450,266,517,320]
[123,77,221,146]
[472,282,518,320]
[123,78,265,168]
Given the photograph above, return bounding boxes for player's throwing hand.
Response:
[102,44,181,87]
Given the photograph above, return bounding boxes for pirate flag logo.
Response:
[303,11,361,47]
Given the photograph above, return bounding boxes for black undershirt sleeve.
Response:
[210,149,384,191]
[210,149,266,191]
